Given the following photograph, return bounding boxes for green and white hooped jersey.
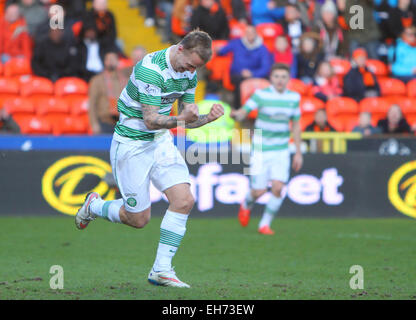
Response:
[113,46,197,145]
[242,86,301,152]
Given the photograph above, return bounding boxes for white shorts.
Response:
[110,133,190,212]
[249,149,291,190]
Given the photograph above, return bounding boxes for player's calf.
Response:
[119,207,151,229]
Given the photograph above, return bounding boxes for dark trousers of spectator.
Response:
[99,116,118,134]
[230,74,245,109]
[145,0,156,19]
[393,75,416,84]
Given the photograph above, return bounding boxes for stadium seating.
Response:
[0,63,3,76]
[52,116,88,135]
[330,58,351,76]
[240,78,270,119]
[300,96,325,127]
[256,23,284,52]
[287,78,310,96]
[118,58,134,69]
[34,97,70,117]
[229,19,246,39]
[0,77,20,107]
[54,77,89,97]
[366,59,389,78]
[359,97,390,125]
[67,96,89,116]
[378,77,407,96]
[15,116,52,135]
[206,40,231,81]
[3,97,35,116]
[326,97,359,131]
[406,79,416,98]
[3,58,32,78]
[19,76,54,99]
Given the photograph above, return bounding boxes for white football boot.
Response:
[75,192,100,230]
[148,268,191,288]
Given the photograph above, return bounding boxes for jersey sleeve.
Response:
[133,62,163,107]
[291,94,301,121]
[180,74,198,104]
[242,91,260,112]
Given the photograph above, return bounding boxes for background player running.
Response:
[75,30,224,288]
[231,63,303,235]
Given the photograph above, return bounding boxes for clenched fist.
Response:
[179,103,199,123]
[207,103,224,122]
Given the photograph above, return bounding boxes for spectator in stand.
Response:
[310,61,342,102]
[298,0,324,30]
[0,106,20,134]
[251,0,285,26]
[158,0,175,43]
[221,0,248,23]
[34,4,73,44]
[344,0,381,59]
[82,0,119,52]
[31,27,79,81]
[217,24,273,109]
[390,26,416,83]
[18,0,48,36]
[57,0,87,24]
[377,104,412,134]
[305,108,336,132]
[343,48,380,101]
[280,3,305,51]
[271,34,296,77]
[89,51,128,134]
[0,4,31,63]
[190,0,229,40]
[315,0,347,59]
[352,111,381,136]
[77,22,110,82]
[296,32,325,84]
[386,0,416,39]
[143,0,156,27]
[120,45,147,77]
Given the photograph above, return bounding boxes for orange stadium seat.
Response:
[34,97,69,118]
[19,76,54,98]
[118,58,134,69]
[366,59,388,78]
[16,116,52,135]
[406,79,416,97]
[326,97,359,131]
[55,77,88,97]
[3,58,32,77]
[330,58,351,76]
[67,96,89,115]
[229,19,246,39]
[206,40,230,81]
[359,97,390,125]
[378,77,406,96]
[300,96,325,126]
[287,78,310,95]
[0,77,19,107]
[0,63,3,75]
[3,97,35,116]
[52,116,88,135]
[240,78,270,119]
[256,23,284,52]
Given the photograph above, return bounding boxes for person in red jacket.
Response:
[0,4,32,63]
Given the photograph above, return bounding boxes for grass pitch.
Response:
[0,216,415,300]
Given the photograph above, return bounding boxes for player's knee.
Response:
[252,189,267,199]
[271,185,284,197]
[173,193,195,213]
[131,214,150,229]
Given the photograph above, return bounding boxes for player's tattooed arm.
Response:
[178,100,224,129]
[142,104,180,130]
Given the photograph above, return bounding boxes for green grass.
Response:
[0,216,415,300]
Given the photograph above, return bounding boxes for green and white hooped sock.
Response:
[90,198,122,223]
[243,192,255,210]
[153,210,188,272]
[259,195,283,228]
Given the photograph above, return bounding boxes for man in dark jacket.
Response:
[217,25,273,108]
[31,28,80,82]
[343,48,380,102]
[190,0,229,40]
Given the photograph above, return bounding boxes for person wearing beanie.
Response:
[343,48,380,101]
